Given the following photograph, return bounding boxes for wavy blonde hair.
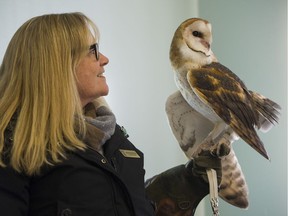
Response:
[0,12,99,175]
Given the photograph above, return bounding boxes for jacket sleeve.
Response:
[0,166,30,216]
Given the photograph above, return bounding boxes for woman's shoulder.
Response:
[104,124,143,158]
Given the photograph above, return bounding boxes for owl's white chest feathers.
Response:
[174,70,221,123]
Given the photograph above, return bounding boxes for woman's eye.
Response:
[89,49,96,54]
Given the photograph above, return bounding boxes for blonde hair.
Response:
[0,12,99,175]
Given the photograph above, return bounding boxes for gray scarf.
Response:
[83,102,116,154]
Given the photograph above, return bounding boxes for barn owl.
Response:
[166,18,281,208]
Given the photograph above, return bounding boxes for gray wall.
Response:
[198,0,287,215]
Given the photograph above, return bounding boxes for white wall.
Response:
[0,0,196,176]
[198,0,287,215]
[0,1,206,215]
[2,1,285,216]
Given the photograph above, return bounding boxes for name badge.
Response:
[119,149,140,158]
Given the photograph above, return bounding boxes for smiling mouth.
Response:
[97,72,105,78]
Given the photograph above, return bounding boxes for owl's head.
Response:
[170,18,216,70]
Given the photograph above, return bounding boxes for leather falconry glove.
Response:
[145,151,221,216]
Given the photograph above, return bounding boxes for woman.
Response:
[0,12,221,216]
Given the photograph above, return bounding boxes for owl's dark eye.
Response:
[192,31,202,37]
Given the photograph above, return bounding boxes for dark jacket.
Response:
[0,125,155,216]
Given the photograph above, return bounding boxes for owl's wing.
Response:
[187,62,268,159]
[165,91,249,208]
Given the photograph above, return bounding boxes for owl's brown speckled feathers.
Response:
[169,18,280,160]
[166,18,281,209]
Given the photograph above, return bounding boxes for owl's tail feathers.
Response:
[250,91,281,133]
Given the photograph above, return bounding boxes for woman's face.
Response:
[76,43,109,107]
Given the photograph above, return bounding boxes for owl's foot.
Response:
[210,131,232,157]
[194,129,233,158]
[210,140,230,157]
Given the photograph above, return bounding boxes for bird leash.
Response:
[206,168,220,216]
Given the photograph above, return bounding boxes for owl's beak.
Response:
[200,40,211,57]
[201,40,211,50]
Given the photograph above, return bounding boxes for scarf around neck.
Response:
[83,102,116,154]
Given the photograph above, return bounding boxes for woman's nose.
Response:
[100,53,109,66]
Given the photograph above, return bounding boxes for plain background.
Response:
[198,1,287,215]
[0,0,287,215]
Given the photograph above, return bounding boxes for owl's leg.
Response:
[209,127,239,157]
[210,122,228,140]
[192,123,234,158]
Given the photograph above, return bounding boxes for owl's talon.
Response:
[210,142,230,157]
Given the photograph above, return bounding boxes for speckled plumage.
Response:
[166,18,281,208]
